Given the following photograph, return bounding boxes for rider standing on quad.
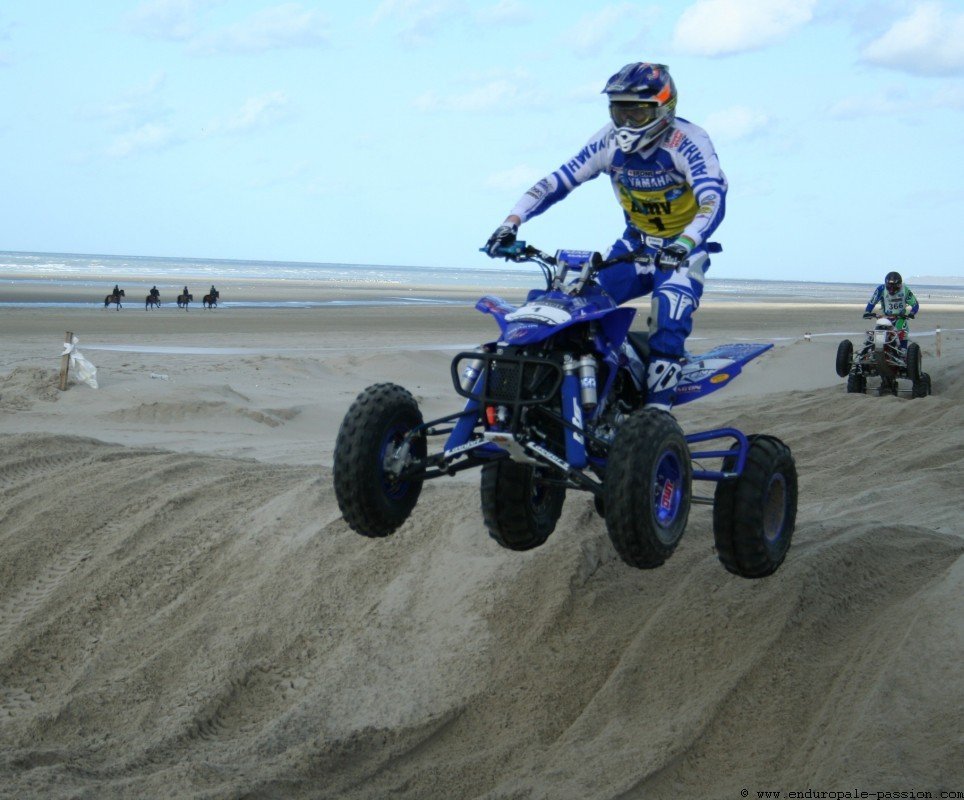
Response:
[483,62,727,410]
[864,271,919,345]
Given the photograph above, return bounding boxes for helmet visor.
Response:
[885,280,901,293]
[610,101,659,129]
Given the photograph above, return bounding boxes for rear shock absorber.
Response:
[577,354,598,411]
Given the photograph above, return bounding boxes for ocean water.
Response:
[2,250,963,309]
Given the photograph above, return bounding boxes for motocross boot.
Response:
[645,357,682,411]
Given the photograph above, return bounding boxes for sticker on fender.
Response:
[505,304,571,325]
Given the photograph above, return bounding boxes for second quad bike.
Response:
[835,313,931,398]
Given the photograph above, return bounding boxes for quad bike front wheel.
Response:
[604,409,692,569]
[713,435,797,579]
[333,383,426,537]
[846,372,866,394]
[913,371,932,399]
[481,460,565,551]
[835,340,853,378]
[878,376,898,396]
[906,342,922,382]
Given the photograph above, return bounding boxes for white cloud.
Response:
[106,123,179,158]
[415,75,545,112]
[206,91,290,134]
[483,166,543,191]
[561,4,640,58]
[369,0,530,45]
[830,83,964,117]
[371,0,462,45]
[860,2,964,76]
[703,105,770,140]
[124,0,213,42]
[92,71,169,127]
[190,4,328,55]
[474,0,533,26]
[127,2,328,54]
[829,90,899,118]
[672,0,816,56]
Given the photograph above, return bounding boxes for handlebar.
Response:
[481,241,649,270]
[865,311,914,320]
[481,241,652,294]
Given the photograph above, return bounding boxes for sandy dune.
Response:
[0,292,962,799]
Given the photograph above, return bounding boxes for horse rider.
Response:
[149,285,160,300]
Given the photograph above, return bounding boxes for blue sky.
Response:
[1,0,962,282]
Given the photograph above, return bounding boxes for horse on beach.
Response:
[146,292,161,309]
[104,289,125,309]
[203,290,220,309]
[177,292,193,310]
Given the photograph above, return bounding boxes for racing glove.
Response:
[655,243,690,272]
[484,223,518,258]
[905,312,916,319]
[862,312,875,319]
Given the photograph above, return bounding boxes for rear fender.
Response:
[674,343,773,405]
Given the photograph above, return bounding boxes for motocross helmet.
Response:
[885,271,902,294]
[603,62,678,154]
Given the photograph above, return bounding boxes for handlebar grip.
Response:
[480,241,527,258]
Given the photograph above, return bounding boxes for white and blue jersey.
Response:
[508,118,727,358]
[509,118,726,253]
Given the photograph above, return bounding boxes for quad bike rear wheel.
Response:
[835,340,853,378]
[333,383,426,537]
[913,371,932,398]
[604,409,691,569]
[713,435,797,579]
[481,460,565,551]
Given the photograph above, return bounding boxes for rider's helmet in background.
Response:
[603,63,678,154]
[885,271,902,294]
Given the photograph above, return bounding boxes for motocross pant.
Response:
[598,231,710,410]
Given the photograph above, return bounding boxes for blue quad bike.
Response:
[333,243,797,578]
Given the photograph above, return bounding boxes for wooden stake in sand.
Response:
[59,331,73,390]
[936,325,942,358]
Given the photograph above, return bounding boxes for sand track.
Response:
[1,303,962,798]
[0,421,960,798]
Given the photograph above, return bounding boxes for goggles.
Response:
[885,281,901,293]
[609,101,660,128]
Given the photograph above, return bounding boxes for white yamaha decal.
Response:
[505,304,572,325]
